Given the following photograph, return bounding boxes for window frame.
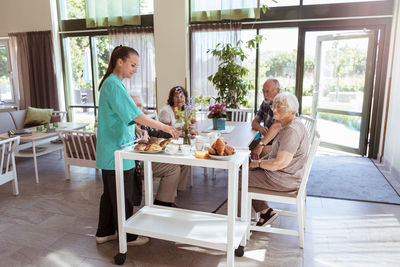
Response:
[0,39,16,105]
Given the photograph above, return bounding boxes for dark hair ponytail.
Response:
[98,45,139,91]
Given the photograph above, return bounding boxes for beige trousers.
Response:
[152,162,190,203]
[248,169,294,212]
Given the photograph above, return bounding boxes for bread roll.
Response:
[146,143,162,151]
[159,139,172,149]
[134,144,147,151]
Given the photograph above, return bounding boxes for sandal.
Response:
[256,208,278,226]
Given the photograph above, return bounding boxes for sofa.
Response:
[0,109,62,134]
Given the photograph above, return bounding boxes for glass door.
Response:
[303,30,376,154]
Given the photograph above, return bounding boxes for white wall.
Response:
[0,0,52,34]
[154,0,189,111]
[380,0,400,180]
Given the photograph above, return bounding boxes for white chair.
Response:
[300,115,316,140]
[0,136,20,195]
[247,132,320,248]
[58,130,97,180]
[227,108,254,122]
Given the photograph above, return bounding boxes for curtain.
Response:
[86,0,141,28]
[191,23,241,99]
[191,0,260,22]
[108,27,156,108]
[9,33,30,109]
[9,31,59,110]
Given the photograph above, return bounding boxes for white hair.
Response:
[273,92,299,113]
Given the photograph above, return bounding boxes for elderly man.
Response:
[248,92,309,226]
[250,79,282,160]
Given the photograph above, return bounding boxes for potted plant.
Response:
[208,103,227,130]
[207,35,262,109]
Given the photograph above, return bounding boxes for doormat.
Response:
[307,150,400,205]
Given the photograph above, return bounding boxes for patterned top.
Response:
[255,101,275,129]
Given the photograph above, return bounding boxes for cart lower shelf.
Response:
[124,206,248,251]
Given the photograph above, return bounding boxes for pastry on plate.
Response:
[146,143,162,151]
[208,147,217,155]
[134,144,147,151]
[224,145,235,156]
[148,137,160,144]
[213,138,226,156]
[159,139,172,149]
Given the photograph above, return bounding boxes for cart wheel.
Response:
[235,246,244,257]
[114,252,126,265]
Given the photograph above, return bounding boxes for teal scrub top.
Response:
[96,73,143,170]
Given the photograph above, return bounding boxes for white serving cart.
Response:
[113,147,250,266]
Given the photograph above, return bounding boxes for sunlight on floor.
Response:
[311,213,400,265]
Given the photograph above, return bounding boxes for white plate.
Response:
[208,152,236,161]
[133,149,164,154]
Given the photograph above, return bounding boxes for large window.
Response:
[0,40,14,104]
[58,0,153,20]
[62,35,109,129]
[257,28,299,108]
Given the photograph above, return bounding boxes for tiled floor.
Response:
[0,152,400,266]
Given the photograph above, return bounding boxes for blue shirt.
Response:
[96,73,143,170]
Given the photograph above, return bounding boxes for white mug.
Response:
[165,144,179,154]
[207,132,221,146]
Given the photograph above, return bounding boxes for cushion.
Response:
[9,110,27,130]
[0,112,17,134]
[23,107,53,128]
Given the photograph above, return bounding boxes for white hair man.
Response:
[250,78,282,160]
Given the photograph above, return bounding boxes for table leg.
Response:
[227,163,238,267]
[241,156,249,246]
[32,141,39,183]
[115,152,127,255]
[144,161,153,206]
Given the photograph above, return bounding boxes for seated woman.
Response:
[131,94,190,207]
[159,86,198,137]
[248,92,309,226]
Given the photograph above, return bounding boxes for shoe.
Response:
[154,199,178,208]
[127,236,150,246]
[96,232,118,244]
[256,208,278,226]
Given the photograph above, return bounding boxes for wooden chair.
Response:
[0,136,20,195]
[227,108,254,122]
[247,132,320,248]
[58,130,97,180]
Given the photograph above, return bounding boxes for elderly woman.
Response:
[159,86,198,136]
[248,92,309,226]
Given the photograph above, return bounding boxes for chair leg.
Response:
[190,167,193,187]
[212,168,215,179]
[203,167,207,179]
[247,196,252,240]
[65,162,71,180]
[12,171,19,196]
[297,200,304,248]
[303,197,307,231]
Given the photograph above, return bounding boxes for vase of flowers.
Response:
[208,104,227,130]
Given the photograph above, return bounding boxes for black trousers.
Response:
[96,168,138,242]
